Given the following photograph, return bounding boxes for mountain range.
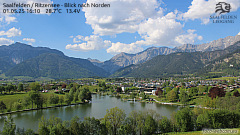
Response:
[0,34,240,79]
[0,42,64,73]
[111,41,240,78]
[90,34,240,73]
[0,43,109,79]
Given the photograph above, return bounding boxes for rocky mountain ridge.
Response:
[90,34,240,73]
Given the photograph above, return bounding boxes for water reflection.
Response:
[0,95,180,131]
[141,102,146,107]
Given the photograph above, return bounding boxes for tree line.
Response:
[0,82,92,113]
[1,106,240,135]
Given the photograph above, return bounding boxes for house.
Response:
[152,90,156,95]
[121,85,131,92]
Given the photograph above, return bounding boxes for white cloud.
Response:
[107,42,143,55]
[0,38,14,46]
[0,27,21,37]
[198,36,203,40]
[107,19,203,54]
[73,35,84,43]
[137,14,183,46]
[23,38,36,43]
[66,35,111,51]
[183,0,240,24]
[5,16,17,24]
[67,0,206,54]
[0,15,17,25]
[0,14,17,26]
[175,29,203,45]
[83,0,163,36]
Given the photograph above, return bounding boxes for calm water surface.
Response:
[0,94,180,131]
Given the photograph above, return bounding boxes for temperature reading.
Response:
[46,9,62,14]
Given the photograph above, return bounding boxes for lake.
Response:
[0,94,180,131]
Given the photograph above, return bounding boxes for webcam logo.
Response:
[215,2,231,15]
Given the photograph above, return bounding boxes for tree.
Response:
[73,90,79,103]
[208,109,240,129]
[229,79,235,85]
[123,110,138,135]
[119,117,134,135]
[16,127,35,135]
[198,85,207,95]
[174,107,194,132]
[130,92,137,99]
[69,89,75,99]
[13,101,22,110]
[64,93,72,105]
[179,91,189,105]
[189,87,198,97]
[17,83,24,91]
[83,117,103,135]
[208,87,225,99]
[78,88,92,103]
[181,82,186,87]
[104,107,126,135]
[140,92,147,100]
[158,116,172,133]
[28,91,41,108]
[22,96,31,109]
[44,84,51,90]
[196,113,209,130]
[42,95,49,107]
[5,84,14,94]
[62,84,67,89]
[70,116,84,135]
[155,88,163,97]
[35,93,44,108]
[233,91,240,97]
[1,115,16,135]
[165,87,171,93]
[49,94,59,105]
[203,96,216,108]
[59,96,64,106]
[167,90,177,102]
[29,82,41,91]
[162,82,166,87]
[136,111,146,135]
[38,116,50,135]
[0,85,5,94]
[0,101,7,113]
[116,87,122,93]
[143,115,157,135]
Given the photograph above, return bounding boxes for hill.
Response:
[0,42,64,73]
[111,41,240,78]
[199,49,240,76]
[6,53,109,79]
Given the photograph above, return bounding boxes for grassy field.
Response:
[0,92,66,113]
[0,92,28,108]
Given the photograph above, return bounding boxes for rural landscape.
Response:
[0,0,240,134]
[0,34,240,134]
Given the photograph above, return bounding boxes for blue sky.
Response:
[0,0,239,61]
